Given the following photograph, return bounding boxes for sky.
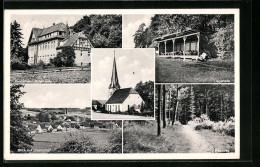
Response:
[92,48,155,100]
[20,84,91,108]
[11,14,85,47]
[122,14,154,48]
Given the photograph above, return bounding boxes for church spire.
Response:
[109,50,120,90]
[108,50,120,98]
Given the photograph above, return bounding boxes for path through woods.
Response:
[181,124,214,153]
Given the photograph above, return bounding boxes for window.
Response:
[88,51,91,57]
[80,52,82,56]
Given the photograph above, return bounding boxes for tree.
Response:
[10,85,33,152]
[36,112,51,122]
[157,85,161,136]
[135,81,154,111]
[50,46,75,67]
[11,20,24,60]
[72,15,122,48]
[162,85,166,128]
[134,14,234,59]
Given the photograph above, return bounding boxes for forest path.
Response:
[181,124,214,153]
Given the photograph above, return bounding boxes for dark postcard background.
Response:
[2,0,254,167]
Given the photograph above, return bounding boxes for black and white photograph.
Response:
[9,84,122,154]
[123,84,235,153]
[4,9,240,160]
[91,49,155,120]
[123,14,235,83]
[9,13,122,84]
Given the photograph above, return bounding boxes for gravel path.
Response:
[182,124,214,153]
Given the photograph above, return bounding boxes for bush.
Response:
[50,134,98,153]
[11,59,31,70]
[193,115,235,137]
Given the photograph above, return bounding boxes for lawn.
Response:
[156,57,234,83]
[11,69,91,84]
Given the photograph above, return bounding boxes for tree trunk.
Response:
[172,84,179,125]
[205,90,209,116]
[162,85,166,128]
[220,93,223,121]
[190,85,196,119]
[157,85,161,136]
[168,89,171,125]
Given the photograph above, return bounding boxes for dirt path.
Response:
[181,124,214,153]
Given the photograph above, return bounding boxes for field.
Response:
[156,57,234,83]
[31,128,114,153]
[123,121,234,153]
[11,69,91,84]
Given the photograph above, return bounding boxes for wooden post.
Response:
[164,41,167,56]
[172,39,175,57]
[157,85,161,136]
[183,36,187,60]
[197,33,200,57]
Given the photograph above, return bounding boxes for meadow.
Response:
[11,69,91,84]
[155,57,234,83]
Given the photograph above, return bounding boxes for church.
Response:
[27,22,93,66]
[105,54,144,113]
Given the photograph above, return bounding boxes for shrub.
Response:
[50,136,98,153]
[11,59,31,70]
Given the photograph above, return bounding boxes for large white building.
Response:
[105,56,144,112]
[27,22,93,66]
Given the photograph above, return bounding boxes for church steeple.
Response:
[108,50,120,98]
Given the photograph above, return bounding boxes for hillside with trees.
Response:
[134,14,234,59]
[72,15,122,48]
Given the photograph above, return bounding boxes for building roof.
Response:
[39,23,67,37]
[56,32,91,49]
[32,28,43,40]
[92,100,107,105]
[154,29,200,41]
[106,88,139,104]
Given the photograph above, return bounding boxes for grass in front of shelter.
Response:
[156,57,234,83]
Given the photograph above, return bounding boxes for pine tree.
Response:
[10,85,33,152]
[11,20,24,60]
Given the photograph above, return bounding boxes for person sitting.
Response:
[196,52,208,62]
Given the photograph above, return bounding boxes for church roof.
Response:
[106,88,139,104]
[109,56,120,89]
